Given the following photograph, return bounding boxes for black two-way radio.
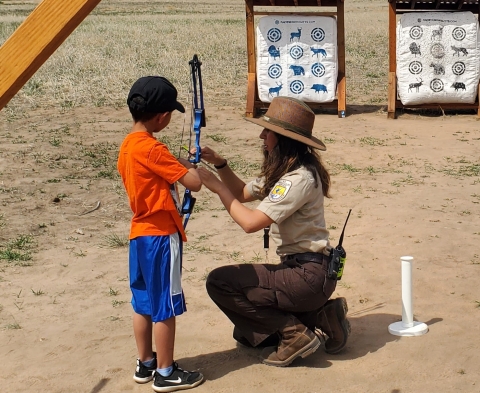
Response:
[327,209,352,280]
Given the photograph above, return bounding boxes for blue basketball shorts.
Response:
[129,233,186,322]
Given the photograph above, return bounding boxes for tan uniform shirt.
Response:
[246,167,331,256]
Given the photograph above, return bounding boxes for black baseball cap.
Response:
[127,76,185,114]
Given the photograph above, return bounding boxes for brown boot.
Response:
[317,297,351,354]
[261,318,320,367]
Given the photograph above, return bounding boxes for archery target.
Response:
[290,80,304,94]
[409,61,423,75]
[397,12,480,104]
[430,43,445,59]
[289,45,304,60]
[311,63,326,77]
[268,64,282,79]
[409,26,423,40]
[256,15,338,103]
[452,61,466,75]
[452,27,466,41]
[430,78,444,92]
[311,28,325,42]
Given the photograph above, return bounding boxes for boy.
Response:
[117,76,203,392]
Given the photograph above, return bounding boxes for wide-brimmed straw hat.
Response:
[245,96,326,151]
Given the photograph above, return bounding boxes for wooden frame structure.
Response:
[388,0,480,119]
[245,0,346,118]
[0,0,102,111]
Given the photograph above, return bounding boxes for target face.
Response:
[409,26,423,40]
[452,27,466,41]
[311,63,325,77]
[430,78,444,93]
[409,61,423,75]
[267,28,282,43]
[268,64,282,79]
[430,43,445,59]
[452,62,466,76]
[311,28,325,42]
[289,45,304,60]
[289,80,304,94]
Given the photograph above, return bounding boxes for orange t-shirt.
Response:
[117,131,188,241]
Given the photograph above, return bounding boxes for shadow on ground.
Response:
[177,304,443,380]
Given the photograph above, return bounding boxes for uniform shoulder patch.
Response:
[268,179,292,202]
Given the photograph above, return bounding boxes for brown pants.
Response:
[205,254,336,347]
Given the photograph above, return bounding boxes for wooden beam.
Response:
[336,0,346,117]
[0,0,102,111]
[477,81,480,119]
[245,0,257,117]
[388,72,397,119]
[254,11,337,16]
[388,0,397,119]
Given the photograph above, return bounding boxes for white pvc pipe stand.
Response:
[388,256,428,337]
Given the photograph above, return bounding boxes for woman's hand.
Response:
[197,146,225,167]
[197,167,224,194]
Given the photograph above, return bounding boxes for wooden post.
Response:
[387,0,397,119]
[477,81,480,119]
[336,0,346,117]
[0,0,102,111]
[245,0,257,118]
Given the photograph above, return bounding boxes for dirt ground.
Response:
[0,105,479,393]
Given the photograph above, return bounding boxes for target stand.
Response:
[245,0,347,118]
[387,0,480,119]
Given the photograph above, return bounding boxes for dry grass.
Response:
[0,0,389,115]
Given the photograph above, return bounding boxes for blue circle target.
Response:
[311,63,325,77]
[289,45,304,60]
[290,80,304,94]
[268,64,282,79]
[311,28,325,42]
[267,28,282,43]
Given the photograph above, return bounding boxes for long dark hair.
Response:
[259,133,331,198]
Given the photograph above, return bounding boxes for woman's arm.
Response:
[200,146,256,203]
[198,167,273,233]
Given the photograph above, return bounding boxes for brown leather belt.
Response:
[280,252,327,264]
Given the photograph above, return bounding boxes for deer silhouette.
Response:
[431,26,444,41]
[408,78,423,93]
[268,82,283,97]
[290,28,302,42]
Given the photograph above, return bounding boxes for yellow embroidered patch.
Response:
[268,180,292,202]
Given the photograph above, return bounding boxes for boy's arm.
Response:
[177,158,202,192]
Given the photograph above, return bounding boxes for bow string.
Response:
[181,54,205,229]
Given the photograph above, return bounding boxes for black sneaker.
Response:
[133,352,157,383]
[152,362,204,392]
